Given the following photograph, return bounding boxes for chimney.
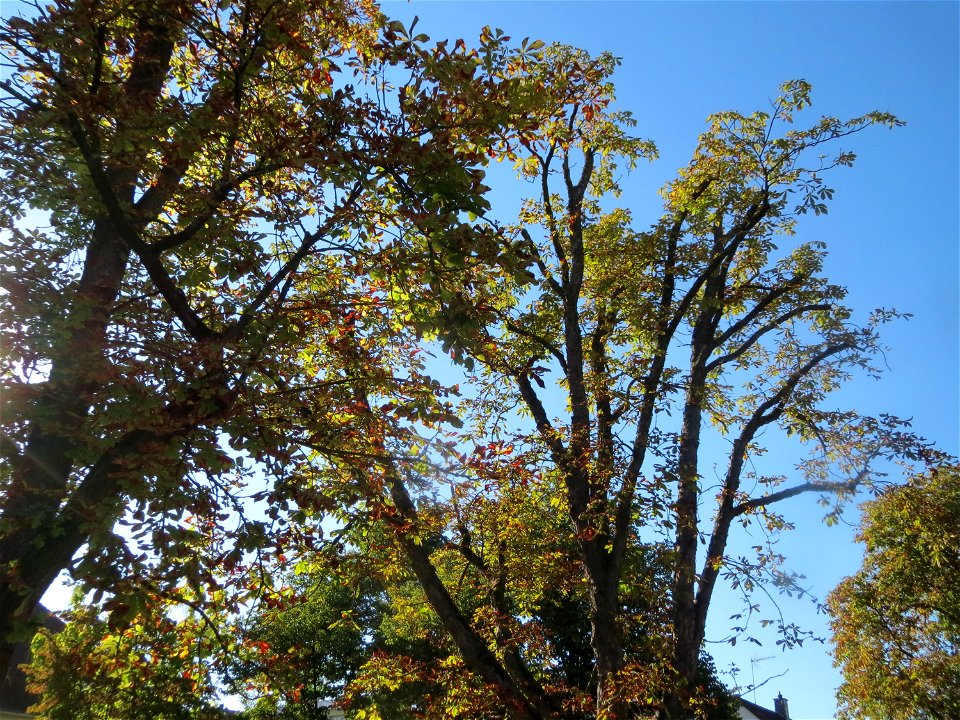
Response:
[774,693,790,719]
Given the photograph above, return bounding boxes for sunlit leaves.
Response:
[419,70,934,719]
[0,0,552,652]
[2,4,943,717]
[829,466,960,720]
[25,592,226,720]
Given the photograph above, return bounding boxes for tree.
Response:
[25,591,228,720]
[337,485,737,720]
[829,466,960,720]
[22,535,736,720]
[0,0,536,674]
[236,569,388,720]
[337,46,941,719]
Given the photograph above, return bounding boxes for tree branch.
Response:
[706,302,831,374]
[732,475,865,515]
[713,275,808,347]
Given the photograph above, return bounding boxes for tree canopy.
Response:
[26,590,228,720]
[1,1,949,719]
[829,466,960,720]
[0,0,536,672]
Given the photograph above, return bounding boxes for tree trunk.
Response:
[585,559,628,719]
[384,470,552,720]
[0,216,132,675]
[1,6,180,665]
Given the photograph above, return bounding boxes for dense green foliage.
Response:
[25,549,738,720]
[829,467,960,720]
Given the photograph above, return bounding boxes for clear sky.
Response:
[379,2,959,718]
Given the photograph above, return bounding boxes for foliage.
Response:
[337,49,940,719]
[340,454,740,720]
[0,0,538,670]
[25,591,227,720]
[23,534,736,720]
[829,466,960,720]
[235,569,390,720]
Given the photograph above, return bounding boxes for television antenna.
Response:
[750,655,774,702]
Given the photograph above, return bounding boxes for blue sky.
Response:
[381,2,959,718]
